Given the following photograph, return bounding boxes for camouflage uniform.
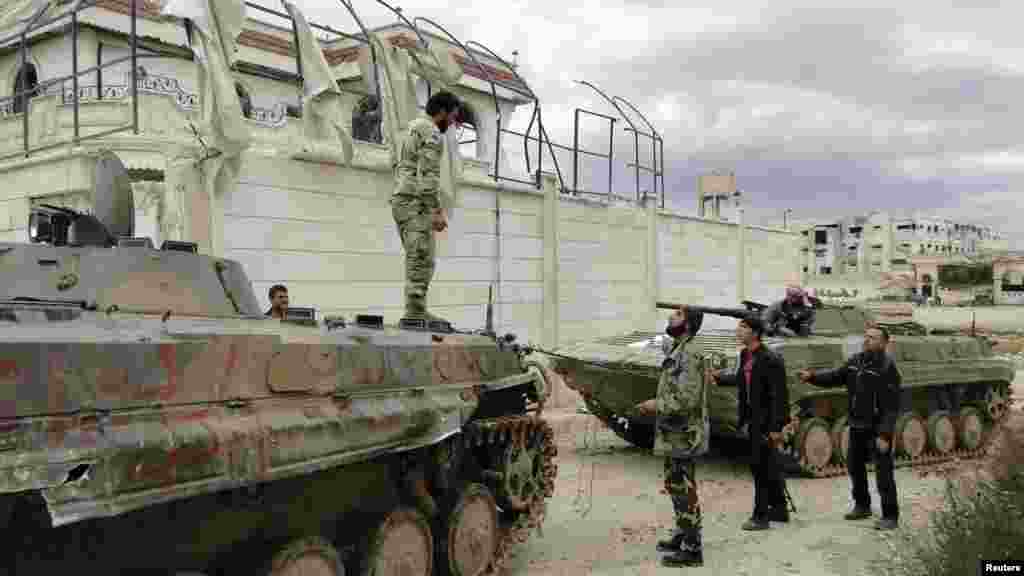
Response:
[392,115,444,318]
[654,335,710,556]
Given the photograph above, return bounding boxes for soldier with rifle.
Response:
[634,305,708,567]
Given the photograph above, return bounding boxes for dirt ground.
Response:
[504,372,1024,576]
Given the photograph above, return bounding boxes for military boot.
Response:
[661,548,703,567]
[403,293,450,327]
[656,532,683,553]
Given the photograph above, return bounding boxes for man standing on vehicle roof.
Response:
[391,90,461,324]
[634,305,708,567]
[797,325,902,530]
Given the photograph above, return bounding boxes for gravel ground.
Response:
[503,371,1024,576]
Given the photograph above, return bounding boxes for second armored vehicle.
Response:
[544,300,1014,477]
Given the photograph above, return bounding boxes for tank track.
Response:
[577,389,1014,480]
[780,412,1010,478]
[463,414,558,576]
[778,435,996,478]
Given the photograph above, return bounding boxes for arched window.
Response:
[351,94,382,143]
[12,62,38,114]
[234,81,253,119]
[455,100,479,159]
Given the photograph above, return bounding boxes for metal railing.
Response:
[0,0,146,161]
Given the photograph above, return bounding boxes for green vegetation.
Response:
[873,424,1024,576]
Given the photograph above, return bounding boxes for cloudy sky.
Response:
[269,0,1020,246]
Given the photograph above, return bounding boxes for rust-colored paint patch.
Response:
[95,366,128,401]
[433,347,451,383]
[432,339,484,384]
[0,359,18,379]
[0,359,18,419]
[225,341,240,377]
[351,362,385,386]
[136,442,221,486]
[47,352,67,413]
[158,344,178,401]
[368,413,403,432]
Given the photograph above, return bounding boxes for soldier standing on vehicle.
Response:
[711,314,791,530]
[634,306,708,567]
[265,284,289,319]
[797,326,902,530]
[391,90,461,323]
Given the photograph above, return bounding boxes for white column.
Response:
[645,195,658,330]
[737,202,746,301]
[541,172,560,347]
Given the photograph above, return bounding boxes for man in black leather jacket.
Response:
[798,325,902,530]
[711,314,791,530]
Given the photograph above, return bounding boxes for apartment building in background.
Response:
[799,211,1008,278]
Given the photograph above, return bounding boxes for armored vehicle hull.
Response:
[0,241,557,575]
[545,305,1015,478]
[0,153,558,576]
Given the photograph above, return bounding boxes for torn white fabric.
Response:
[282,0,352,165]
[161,0,251,159]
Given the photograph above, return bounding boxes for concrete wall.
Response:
[913,306,1024,334]
[223,150,802,346]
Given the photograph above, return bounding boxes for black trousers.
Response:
[750,440,787,519]
[847,426,899,520]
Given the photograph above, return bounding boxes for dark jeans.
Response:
[848,426,899,520]
[750,440,787,519]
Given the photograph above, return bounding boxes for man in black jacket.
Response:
[711,315,791,530]
[798,325,901,530]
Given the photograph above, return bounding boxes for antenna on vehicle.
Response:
[484,284,494,336]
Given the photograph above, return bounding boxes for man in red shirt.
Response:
[711,314,791,530]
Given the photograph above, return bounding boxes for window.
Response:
[814,230,827,244]
[234,82,253,119]
[351,94,382,143]
[455,101,479,159]
[12,62,38,114]
[820,266,832,275]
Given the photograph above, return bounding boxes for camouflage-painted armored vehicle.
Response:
[545,300,1014,477]
[0,153,557,576]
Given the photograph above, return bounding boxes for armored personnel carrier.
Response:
[0,152,557,576]
[544,300,1014,477]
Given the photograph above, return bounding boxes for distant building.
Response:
[798,211,1007,279]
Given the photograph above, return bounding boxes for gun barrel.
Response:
[656,301,754,320]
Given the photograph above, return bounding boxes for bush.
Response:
[874,423,1024,576]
